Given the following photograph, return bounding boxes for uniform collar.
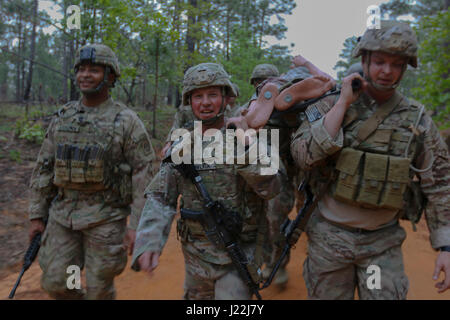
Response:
[78,97,113,114]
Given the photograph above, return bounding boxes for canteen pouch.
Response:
[356,153,388,208]
[379,156,410,210]
[333,148,364,204]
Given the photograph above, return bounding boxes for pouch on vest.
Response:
[85,145,105,183]
[379,156,410,210]
[333,147,363,204]
[356,153,388,208]
[54,144,71,185]
[358,128,393,154]
[70,146,86,183]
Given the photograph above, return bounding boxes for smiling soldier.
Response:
[28,44,156,299]
[131,62,286,300]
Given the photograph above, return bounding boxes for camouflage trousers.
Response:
[303,211,409,300]
[263,171,296,272]
[181,244,254,300]
[38,217,127,300]
[263,191,294,271]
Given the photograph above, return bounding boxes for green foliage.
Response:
[1,0,297,120]
[333,36,359,82]
[9,149,22,163]
[412,10,450,127]
[15,118,45,144]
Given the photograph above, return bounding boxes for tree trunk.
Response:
[15,13,22,102]
[226,4,230,61]
[142,73,147,107]
[167,84,173,106]
[152,36,160,138]
[186,0,197,67]
[24,0,39,102]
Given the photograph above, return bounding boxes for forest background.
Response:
[0,0,448,140]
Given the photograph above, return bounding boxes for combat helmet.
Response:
[250,64,279,85]
[182,63,235,124]
[231,83,240,97]
[353,20,418,90]
[74,43,120,92]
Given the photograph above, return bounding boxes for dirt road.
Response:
[1,217,449,300]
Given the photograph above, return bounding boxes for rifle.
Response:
[9,230,43,299]
[171,162,263,300]
[261,183,315,289]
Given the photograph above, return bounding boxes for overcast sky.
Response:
[266,0,392,77]
[38,0,398,78]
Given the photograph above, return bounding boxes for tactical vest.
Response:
[52,100,132,204]
[175,137,264,243]
[329,94,425,212]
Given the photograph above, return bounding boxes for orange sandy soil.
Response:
[1,217,449,300]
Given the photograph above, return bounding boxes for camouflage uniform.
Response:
[290,21,450,299]
[132,63,284,300]
[234,65,313,283]
[29,44,156,299]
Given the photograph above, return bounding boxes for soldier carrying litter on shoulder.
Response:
[28,44,156,299]
[290,20,450,299]
[131,63,287,300]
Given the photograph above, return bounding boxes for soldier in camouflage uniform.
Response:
[229,56,334,287]
[28,44,156,299]
[131,63,286,299]
[290,21,450,299]
[159,82,236,159]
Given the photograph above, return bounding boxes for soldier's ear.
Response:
[108,72,116,87]
[224,95,231,106]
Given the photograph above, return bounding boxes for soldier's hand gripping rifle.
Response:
[9,223,46,299]
[170,162,263,300]
[261,183,315,289]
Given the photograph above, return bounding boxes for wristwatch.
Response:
[440,246,450,252]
